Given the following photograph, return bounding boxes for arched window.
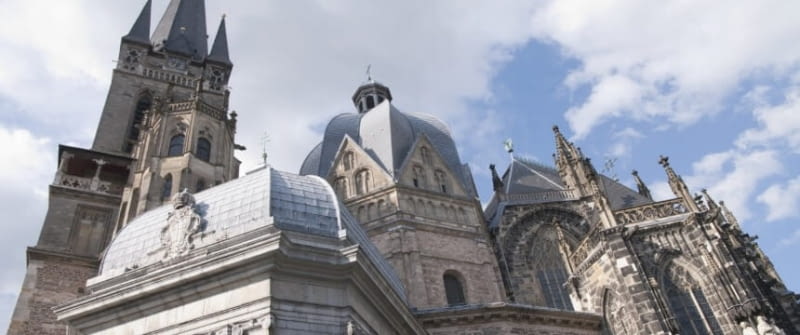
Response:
[443,272,466,306]
[343,151,354,171]
[421,146,432,165]
[196,138,211,162]
[434,170,448,193]
[531,226,574,310]
[161,174,173,201]
[125,96,151,153]
[196,179,206,192]
[412,165,425,188]
[366,95,375,109]
[355,169,371,195]
[168,135,185,156]
[334,177,348,198]
[661,269,723,335]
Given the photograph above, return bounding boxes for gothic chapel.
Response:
[7,1,799,334]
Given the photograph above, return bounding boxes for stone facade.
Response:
[8,1,800,334]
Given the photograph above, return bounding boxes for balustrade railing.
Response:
[54,174,123,196]
[613,198,688,225]
[502,189,579,203]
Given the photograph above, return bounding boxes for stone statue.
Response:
[161,189,202,258]
[740,321,758,335]
[756,315,785,335]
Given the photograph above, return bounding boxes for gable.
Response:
[397,135,468,197]
[327,135,394,200]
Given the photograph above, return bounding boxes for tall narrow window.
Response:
[125,96,151,153]
[434,170,448,193]
[366,95,375,109]
[197,138,211,162]
[168,135,185,156]
[421,146,432,165]
[355,169,371,195]
[530,227,574,310]
[343,151,354,170]
[413,165,426,188]
[334,177,348,198]
[196,179,206,192]
[662,274,723,335]
[444,272,466,306]
[162,174,173,201]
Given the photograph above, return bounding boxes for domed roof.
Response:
[97,167,406,298]
[300,100,475,195]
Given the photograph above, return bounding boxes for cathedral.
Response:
[7,1,799,334]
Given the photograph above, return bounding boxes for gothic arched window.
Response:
[530,226,574,310]
[168,135,185,156]
[162,174,173,201]
[661,270,723,335]
[125,95,152,153]
[197,138,211,162]
[444,272,466,306]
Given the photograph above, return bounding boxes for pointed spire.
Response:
[123,0,152,44]
[631,170,653,200]
[207,15,232,65]
[658,155,700,212]
[151,0,208,59]
[489,164,504,192]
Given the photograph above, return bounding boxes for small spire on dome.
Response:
[351,72,392,113]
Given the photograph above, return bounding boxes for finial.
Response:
[503,139,514,154]
[658,155,669,167]
[366,64,372,82]
[552,125,560,133]
[222,13,227,20]
[260,132,270,166]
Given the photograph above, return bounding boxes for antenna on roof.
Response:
[260,132,270,166]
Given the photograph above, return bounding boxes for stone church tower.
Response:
[485,126,800,334]
[7,1,239,333]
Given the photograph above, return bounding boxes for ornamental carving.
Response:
[161,188,203,259]
[202,314,273,335]
[613,198,688,225]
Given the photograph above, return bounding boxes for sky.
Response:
[1,0,800,329]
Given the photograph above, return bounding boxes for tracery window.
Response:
[443,272,466,306]
[662,272,723,335]
[168,135,185,156]
[530,227,574,310]
[196,138,211,162]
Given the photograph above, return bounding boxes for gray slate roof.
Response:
[300,100,475,196]
[99,166,406,300]
[123,0,152,44]
[151,0,208,59]
[207,16,231,65]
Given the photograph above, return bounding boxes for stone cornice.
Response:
[27,247,100,268]
[414,302,602,330]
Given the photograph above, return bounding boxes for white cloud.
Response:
[530,0,800,139]
[736,86,800,152]
[758,176,800,222]
[684,150,782,222]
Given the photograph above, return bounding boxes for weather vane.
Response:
[260,132,270,166]
[366,64,372,82]
[503,138,514,154]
